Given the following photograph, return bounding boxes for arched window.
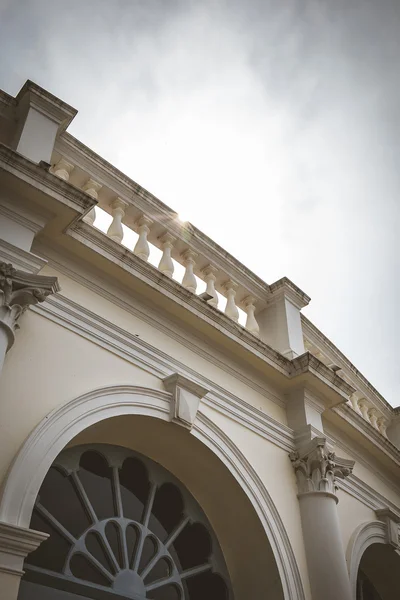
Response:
[19,444,232,600]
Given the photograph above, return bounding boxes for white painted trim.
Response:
[31,293,294,450]
[0,239,47,274]
[302,316,393,419]
[0,385,305,600]
[338,475,400,514]
[34,245,287,407]
[346,520,389,597]
[333,404,400,467]
[29,292,400,513]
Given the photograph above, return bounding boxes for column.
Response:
[0,522,48,600]
[0,261,59,375]
[290,437,355,600]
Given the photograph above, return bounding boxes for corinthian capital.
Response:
[289,437,354,497]
[0,261,60,349]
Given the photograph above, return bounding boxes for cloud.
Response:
[1,0,399,403]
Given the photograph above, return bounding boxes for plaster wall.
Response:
[332,439,400,509]
[0,281,309,597]
[0,311,162,486]
[37,262,287,423]
[336,490,376,553]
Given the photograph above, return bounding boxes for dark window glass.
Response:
[37,467,90,537]
[119,457,149,522]
[150,483,184,542]
[78,451,114,520]
[27,511,71,573]
[70,553,111,587]
[24,445,231,600]
[186,571,228,600]
[173,522,212,570]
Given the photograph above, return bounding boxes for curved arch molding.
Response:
[347,512,400,597]
[0,384,305,600]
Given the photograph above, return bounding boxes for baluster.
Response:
[133,215,152,261]
[243,296,259,336]
[181,250,197,293]
[350,393,361,414]
[377,416,387,437]
[368,408,379,429]
[223,280,239,322]
[52,158,74,181]
[158,233,176,277]
[82,179,102,226]
[107,198,127,243]
[358,399,370,421]
[202,265,218,307]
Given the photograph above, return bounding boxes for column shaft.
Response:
[299,492,352,600]
[0,325,10,374]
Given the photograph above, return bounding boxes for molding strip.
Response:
[31,294,294,452]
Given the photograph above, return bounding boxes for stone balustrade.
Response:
[51,150,395,441]
[51,158,265,336]
[304,341,389,438]
[350,394,388,437]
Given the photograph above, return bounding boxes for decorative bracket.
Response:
[375,508,400,551]
[163,373,209,429]
[0,261,60,350]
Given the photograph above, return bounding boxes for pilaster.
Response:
[257,278,310,359]
[12,80,77,164]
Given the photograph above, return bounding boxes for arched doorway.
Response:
[356,543,400,600]
[18,443,231,600]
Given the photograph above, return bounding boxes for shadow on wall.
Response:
[357,543,400,599]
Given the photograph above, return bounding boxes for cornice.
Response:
[0,198,51,235]
[0,239,47,274]
[24,290,400,516]
[32,244,286,407]
[66,220,292,376]
[64,222,361,410]
[290,352,355,398]
[302,315,394,417]
[0,144,96,215]
[332,404,400,467]
[269,277,311,309]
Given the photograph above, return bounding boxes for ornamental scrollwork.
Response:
[289,437,354,496]
[0,261,60,339]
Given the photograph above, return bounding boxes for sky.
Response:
[1,0,399,405]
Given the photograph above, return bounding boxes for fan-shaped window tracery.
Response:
[21,444,231,600]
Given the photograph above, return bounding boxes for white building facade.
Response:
[0,80,399,600]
